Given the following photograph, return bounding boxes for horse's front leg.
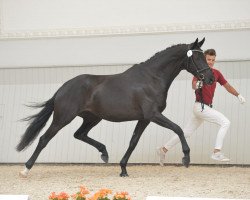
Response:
[152,112,190,167]
[120,120,150,177]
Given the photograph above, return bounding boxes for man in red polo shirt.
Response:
[157,49,246,165]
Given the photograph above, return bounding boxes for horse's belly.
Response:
[88,87,143,121]
[91,104,143,122]
[103,115,140,122]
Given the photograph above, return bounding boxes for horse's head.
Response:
[185,38,214,85]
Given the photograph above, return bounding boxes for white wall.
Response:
[0,0,250,165]
[0,62,249,165]
[0,0,250,68]
[1,30,250,69]
[2,0,249,30]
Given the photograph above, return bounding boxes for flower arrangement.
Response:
[113,191,131,200]
[71,186,90,200]
[49,191,70,200]
[89,188,112,200]
[49,186,131,200]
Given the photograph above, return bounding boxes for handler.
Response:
[157,49,246,166]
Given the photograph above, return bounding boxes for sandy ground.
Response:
[0,164,249,200]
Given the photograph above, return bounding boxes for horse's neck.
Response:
[164,62,183,87]
[150,46,185,85]
[150,53,185,91]
[129,45,186,92]
[162,62,183,91]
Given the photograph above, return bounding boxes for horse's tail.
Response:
[16,95,55,152]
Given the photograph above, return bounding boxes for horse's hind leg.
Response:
[19,120,67,178]
[74,115,108,163]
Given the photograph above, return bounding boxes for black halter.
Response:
[186,49,210,112]
[186,49,210,81]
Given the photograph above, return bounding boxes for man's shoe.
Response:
[211,152,230,162]
[156,147,166,166]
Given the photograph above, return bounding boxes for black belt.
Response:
[195,101,213,108]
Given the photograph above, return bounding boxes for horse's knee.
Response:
[74,133,82,140]
[74,130,89,141]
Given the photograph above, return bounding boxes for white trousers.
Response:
[164,102,230,150]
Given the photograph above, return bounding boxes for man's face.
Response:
[205,55,216,68]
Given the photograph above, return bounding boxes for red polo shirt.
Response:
[193,68,227,105]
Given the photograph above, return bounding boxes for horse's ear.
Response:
[198,37,205,47]
[190,38,199,49]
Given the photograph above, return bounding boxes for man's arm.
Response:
[223,82,246,104]
[192,79,197,90]
[223,82,239,96]
[192,79,203,90]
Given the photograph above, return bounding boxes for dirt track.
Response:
[0,164,250,200]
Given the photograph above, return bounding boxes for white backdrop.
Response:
[0,0,250,68]
[0,0,250,165]
[0,61,249,165]
[0,30,250,69]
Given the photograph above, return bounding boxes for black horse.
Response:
[17,38,214,177]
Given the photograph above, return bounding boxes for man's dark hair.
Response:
[204,49,216,56]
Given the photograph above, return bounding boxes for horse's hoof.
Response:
[182,156,190,168]
[19,167,30,178]
[19,171,28,178]
[101,154,109,163]
[120,172,129,177]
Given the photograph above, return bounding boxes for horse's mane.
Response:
[139,43,186,65]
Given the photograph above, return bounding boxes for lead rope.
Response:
[198,81,204,112]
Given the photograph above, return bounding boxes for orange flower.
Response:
[49,186,131,200]
[113,191,131,200]
[48,191,70,200]
[80,185,90,196]
[89,192,100,200]
[49,192,57,200]
[89,188,112,200]
[58,192,70,200]
[71,185,90,200]
[99,188,112,197]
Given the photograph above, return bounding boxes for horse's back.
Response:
[53,66,161,122]
[82,70,153,121]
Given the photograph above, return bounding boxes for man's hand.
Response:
[196,80,203,89]
[237,94,246,104]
